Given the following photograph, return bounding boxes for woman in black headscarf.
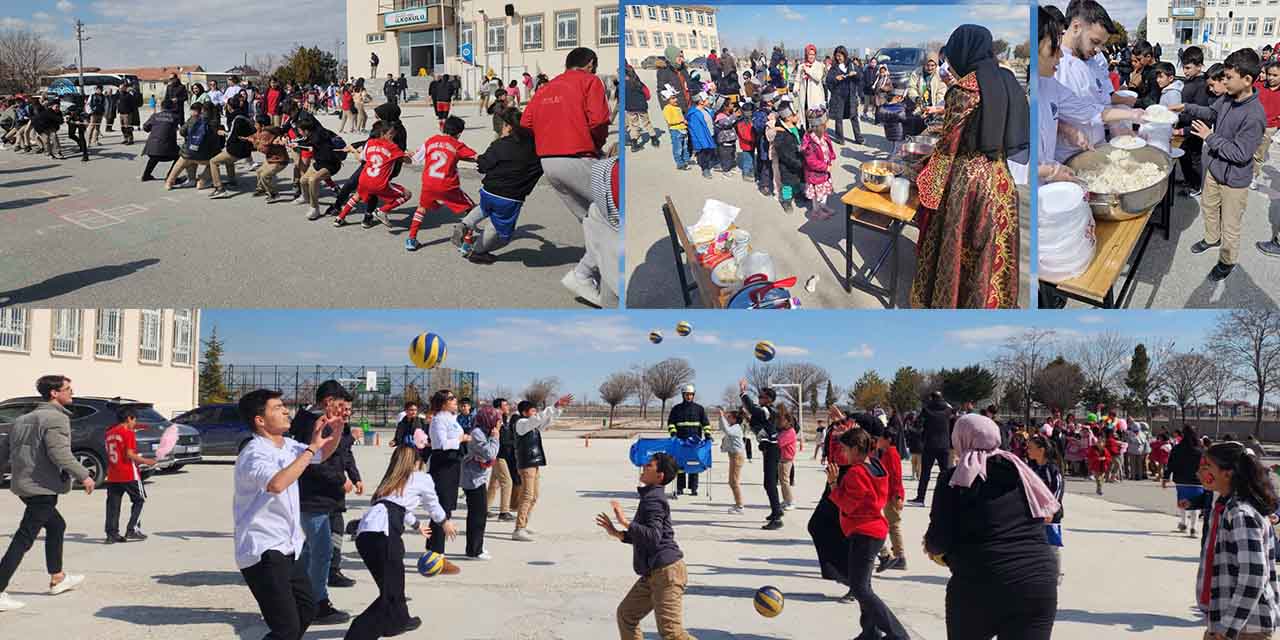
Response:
[911,24,1029,309]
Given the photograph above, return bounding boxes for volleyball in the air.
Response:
[649,330,663,344]
[675,321,693,337]
[754,341,776,362]
[417,550,446,576]
[409,332,447,369]
[754,585,784,617]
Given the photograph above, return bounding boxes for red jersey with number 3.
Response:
[105,424,140,483]
[357,138,408,193]
[416,134,476,192]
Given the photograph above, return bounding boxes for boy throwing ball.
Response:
[406,116,477,252]
[595,452,693,640]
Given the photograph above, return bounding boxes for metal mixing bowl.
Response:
[860,160,905,193]
[1065,144,1173,221]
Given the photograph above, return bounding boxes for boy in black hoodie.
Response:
[1176,47,1211,196]
[457,108,543,264]
[596,452,691,640]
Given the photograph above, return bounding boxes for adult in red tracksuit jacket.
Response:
[828,445,910,639]
[520,64,611,159]
[1253,77,1279,179]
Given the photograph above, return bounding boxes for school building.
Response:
[0,309,200,418]
[623,5,720,65]
[345,0,620,98]
[1146,0,1279,61]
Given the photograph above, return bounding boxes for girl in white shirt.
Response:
[426,389,470,555]
[348,446,457,639]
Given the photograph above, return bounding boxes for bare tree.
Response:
[781,362,830,412]
[1210,309,1280,438]
[644,358,695,423]
[995,328,1057,425]
[522,377,561,409]
[1205,359,1236,431]
[744,362,781,396]
[598,372,631,428]
[251,53,281,79]
[628,365,653,420]
[721,383,743,410]
[0,28,64,93]
[1070,330,1134,400]
[1162,352,1213,423]
[490,385,513,404]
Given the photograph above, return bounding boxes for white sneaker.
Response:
[474,551,492,561]
[783,502,794,511]
[0,592,25,611]
[728,505,744,514]
[49,574,84,595]
[512,528,534,542]
[560,270,603,307]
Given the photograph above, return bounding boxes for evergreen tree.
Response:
[1124,344,1151,419]
[199,327,230,404]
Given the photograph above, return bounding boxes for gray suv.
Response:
[0,396,202,484]
[873,47,928,88]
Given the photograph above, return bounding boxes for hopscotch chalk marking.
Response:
[61,208,125,230]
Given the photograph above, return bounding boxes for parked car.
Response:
[687,56,709,70]
[0,396,202,484]
[640,56,661,70]
[873,47,928,87]
[172,403,252,456]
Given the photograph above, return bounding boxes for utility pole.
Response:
[74,19,89,96]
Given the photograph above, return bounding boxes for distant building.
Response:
[0,309,200,417]
[624,5,720,65]
[1146,0,1278,61]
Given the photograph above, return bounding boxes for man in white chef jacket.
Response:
[1054,0,1137,161]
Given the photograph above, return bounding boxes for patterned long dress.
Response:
[910,72,1019,309]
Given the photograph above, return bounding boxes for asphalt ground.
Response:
[0,103,612,309]
[0,432,1209,639]
[623,68,1031,309]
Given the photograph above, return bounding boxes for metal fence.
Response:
[212,364,479,427]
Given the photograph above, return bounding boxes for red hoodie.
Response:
[828,459,889,539]
[1254,81,1280,129]
[877,445,905,501]
[521,69,610,158]
[267,88,282,116]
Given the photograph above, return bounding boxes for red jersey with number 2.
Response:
[416,135,476,193]
[358,138,408,193]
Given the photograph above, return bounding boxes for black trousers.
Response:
[345,532,410,640]
[240,550,316,640]
[66,124,88,159]
[1179,136,1204,191]
[808,481,850,583]
[914,448,952,503]
[760,442,782,520]
[718,145,736,172]
[832,101,863,143]
[755,149,773,194]
[0,495,65,592]
[945,579,1057,640]
[329,160,378,215]
[676,472,700,495]
[143,156,177,180]
[464,485,488,557]
[428,455,461,553]
[696,148,716,173]
[745,438,753,460]
[329,512,345,578]
[847,534,909,639]
[105,480,146,536]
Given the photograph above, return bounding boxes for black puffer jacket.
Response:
[142,109,182,158]
[656,58,692,111]
[773,126,804,188]
[178,114,221,161]
[624,67,648,114]
[32,106,63,134]
[289,408,351,514]
[1164,439,1203,486]
[919,399,954,451]
[477,132,543,201]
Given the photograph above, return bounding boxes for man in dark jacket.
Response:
[87,86,106,146]
[286,380,355,625]
[116,84,140,145]
[740,379,784,529]
[908,392,954,506]
[383,74,399,106]
[666,385,710,498]
[656,46,693,112]
[164,75,188,119]
[140,99,182,181]
[32,101,64,159]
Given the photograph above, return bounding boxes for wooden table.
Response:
[661,196,731,309]
[841,186,918,307]
[1038,208,1155,308]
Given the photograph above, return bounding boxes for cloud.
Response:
[33,11,52,20]
[894,5,921,12]
[846,344,875,358]
[452,315,639,354]
[884,20,929,33]
[777,6,805,22]
[943,324,1027,348]
[856,16,873,24]
[727,340,809,357]
[969,3,1030,21]
[691,333,722,346]
[56,0,74,12]
[1078,315,1106,325]
[840,17,848,25]
[0,17,25,29]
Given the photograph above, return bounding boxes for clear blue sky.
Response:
[1,0,346,71]
[200,309,1223,402]
[711,2,1030,54]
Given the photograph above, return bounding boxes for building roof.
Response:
[99,65,206,82]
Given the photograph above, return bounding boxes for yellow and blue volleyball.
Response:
[754,585,784,617]
[409,332,447,369]
[675,321,693,337]
[417,550,446,576]
[649,330,663,344]
[754,341,776,362]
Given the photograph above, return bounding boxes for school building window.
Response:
[665,32,674,47]
[523,14,544,51]
[1247,17,1259,35]
[598,7,619,46]
[697,13,705,25]
[1266,17,1277,35]
[647,6,656,20]
[707,14,714,26]
[1218,18,1227,34]
[139,309,163,364]
[659,7,669,21]
[94,309,123,360]
[629,5,642,18]
[50,309,82,357]
[0,308,29,353]
[701,34,709,49]
[487,19,507,50]
[710,36,717,49]
[674,8,683,22]
[678,33,688,47]
[1233,17,1244,34]
[625,30,634,46]
[172,310,193,366]
[652,31,662,47]
[556,10,579,48]
[637,30,648,47]
[366,33,386,44]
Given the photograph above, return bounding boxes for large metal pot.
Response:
[1064,144,1173,221]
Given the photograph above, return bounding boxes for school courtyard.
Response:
[0,429,1208,639]
[622,67,1033,310]
[0,103,605,309]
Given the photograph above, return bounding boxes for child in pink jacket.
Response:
[801,108,835,220]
